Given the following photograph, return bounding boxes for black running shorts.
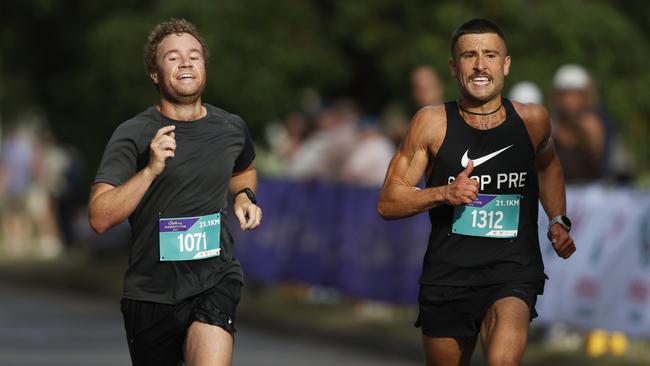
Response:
[120,277,241,366]
[415,281,544,339]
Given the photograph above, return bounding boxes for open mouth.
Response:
[470,75,491,86]
[177,73,196,80]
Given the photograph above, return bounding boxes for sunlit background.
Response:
[0,0,649,365]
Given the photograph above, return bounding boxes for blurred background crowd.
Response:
[1,0,649,364]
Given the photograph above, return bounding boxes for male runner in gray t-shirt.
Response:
[89,18,261,366]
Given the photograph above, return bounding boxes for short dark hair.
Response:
[450,18,507,57]
[144,18,209,74]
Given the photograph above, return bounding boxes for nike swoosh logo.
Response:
[461,145,514,168]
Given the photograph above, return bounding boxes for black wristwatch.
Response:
[548,215,572,232]
[235,187,257,205]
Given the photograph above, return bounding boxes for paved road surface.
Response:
[234,326,420,366]
[0,283,420,366]
[0,284,128,366]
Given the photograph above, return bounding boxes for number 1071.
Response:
[177,232,207,252]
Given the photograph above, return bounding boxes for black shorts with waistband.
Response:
[120,276,241,366]
[415,280,544,339]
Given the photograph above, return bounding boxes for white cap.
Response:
[552,64,590,90]
[509,81,543,104]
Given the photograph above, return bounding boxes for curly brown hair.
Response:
[144,18,210,74]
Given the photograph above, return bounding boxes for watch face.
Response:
[562,215,572,228]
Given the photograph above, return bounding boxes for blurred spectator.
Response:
[286,98,360,181]
[380,104,410,147]
[340,117,395,186]
[0,124,36,258]
[411,65,443,109]
[260,111,312,177]
[55,144,85,246]
[0,114,67,259]
[550,64,609,183]
[509,81,544,105]
[268,111,311,162]
[27,130,65,258]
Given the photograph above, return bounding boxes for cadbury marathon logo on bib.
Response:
[159,212,221,261]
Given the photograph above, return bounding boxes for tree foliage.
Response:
[1,0,649,191]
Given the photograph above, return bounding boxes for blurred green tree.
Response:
[0,0,648,194]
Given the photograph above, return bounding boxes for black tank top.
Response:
[421,99,545,285]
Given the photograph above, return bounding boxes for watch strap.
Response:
[549,215,570,231]
[235,187,257,205]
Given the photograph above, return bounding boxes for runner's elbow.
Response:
[89,220,108,234]
[89,213,111,234]
[377,200,400,220]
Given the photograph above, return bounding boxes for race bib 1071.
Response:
[158,212,221,261]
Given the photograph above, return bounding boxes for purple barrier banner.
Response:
[230,178,430,305]
[231,180,650,336]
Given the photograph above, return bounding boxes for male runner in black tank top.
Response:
[379,19,575,366]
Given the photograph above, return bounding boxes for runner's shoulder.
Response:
[511,101,550,138]
[511,101,549,126]
[204,103,247,128]
[410,104,447,142]
[110,109,160,144]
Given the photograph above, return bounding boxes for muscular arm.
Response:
[520,104,567,219]
[519,102,575,258]
[536,140,566,219]
[378,107,478,219]
[229,165,261,230]
[537,138,575,259]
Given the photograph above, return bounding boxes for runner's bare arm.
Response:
[536,140,566,220]
[230,164,261,230]
[520,104,567,219]
[89,125,176,234]
[89,175,155,234]
[522,103,575,258]
[378,107,478,219]
[537,139,575,259]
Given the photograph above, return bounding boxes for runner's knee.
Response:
[486,351,522,366]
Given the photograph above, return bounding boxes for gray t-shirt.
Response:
[94,104,255,304]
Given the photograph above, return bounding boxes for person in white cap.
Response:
[508,81,543,105]
[550,63,607,183]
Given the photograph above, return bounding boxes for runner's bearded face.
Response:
[450,33,510,104]
[152,32,207,104]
